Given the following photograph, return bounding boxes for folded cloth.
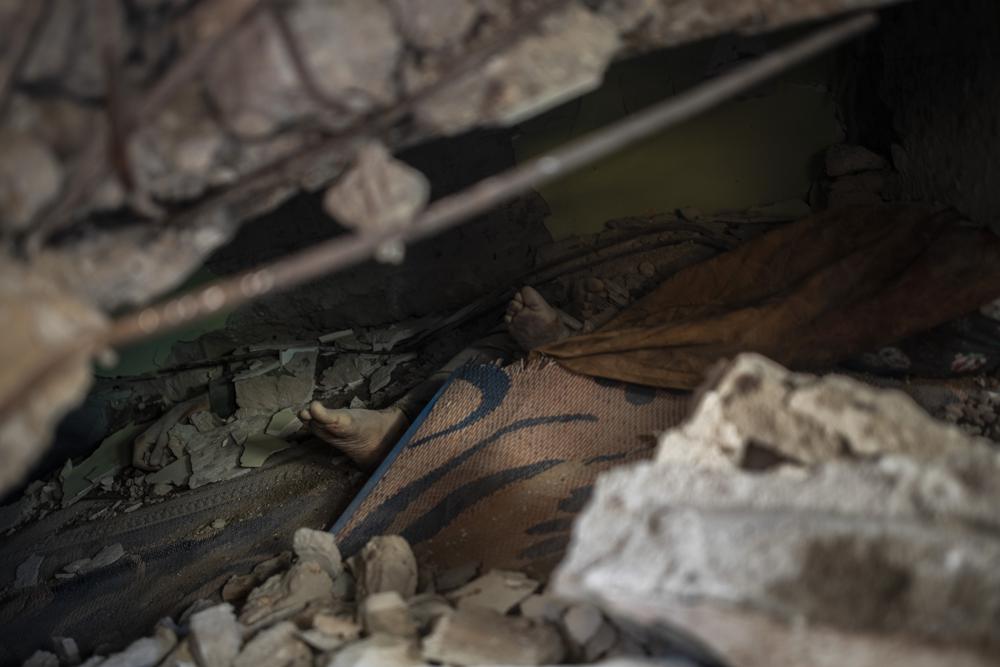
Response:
[540,205,1000,389]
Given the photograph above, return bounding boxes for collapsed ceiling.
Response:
[0,0,900,494]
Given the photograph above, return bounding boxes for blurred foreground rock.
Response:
[555,353,1000,667]
[27,527,673,667]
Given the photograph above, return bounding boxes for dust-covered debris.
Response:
[31,527,690,667]
[657,353,989,470]
[556,353,1000,667]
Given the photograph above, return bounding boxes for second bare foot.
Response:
[504,286,569,351]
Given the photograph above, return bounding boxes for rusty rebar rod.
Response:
[106,12,877,347]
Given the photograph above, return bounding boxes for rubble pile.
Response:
[555,354,1000,667]
[0,317,438,536]
[19,530,679,667]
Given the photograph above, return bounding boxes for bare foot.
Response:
[299,402,409,470]
[505,286,569,351]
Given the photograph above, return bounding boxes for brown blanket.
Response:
[541,206,1000,389]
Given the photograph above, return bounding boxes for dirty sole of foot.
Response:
[0,445,363,664]
[334,361,689,576]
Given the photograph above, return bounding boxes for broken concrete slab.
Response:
[556,446,1000,665]
[354,536,418,599]
[189,604,242,667]
[446,569,539,614]
[657,353,989,470]
[422,606,565,665]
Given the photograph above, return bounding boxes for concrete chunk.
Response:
[422,607,564,665]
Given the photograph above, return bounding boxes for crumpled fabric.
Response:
[540,205,1000,389]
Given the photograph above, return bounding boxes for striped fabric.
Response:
[333,361,689,577]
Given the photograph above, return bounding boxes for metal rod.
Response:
[106,12,877,347]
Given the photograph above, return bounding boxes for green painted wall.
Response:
[513,38,843,239]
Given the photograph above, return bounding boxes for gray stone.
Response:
[446,569,539,614]
[355,536,418,599]
[422,606,565,665]
[189,604,242,667]
[293,528,343,579]
[360,591,417,637]
[657,353,987,470]
[825,144,889,177]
